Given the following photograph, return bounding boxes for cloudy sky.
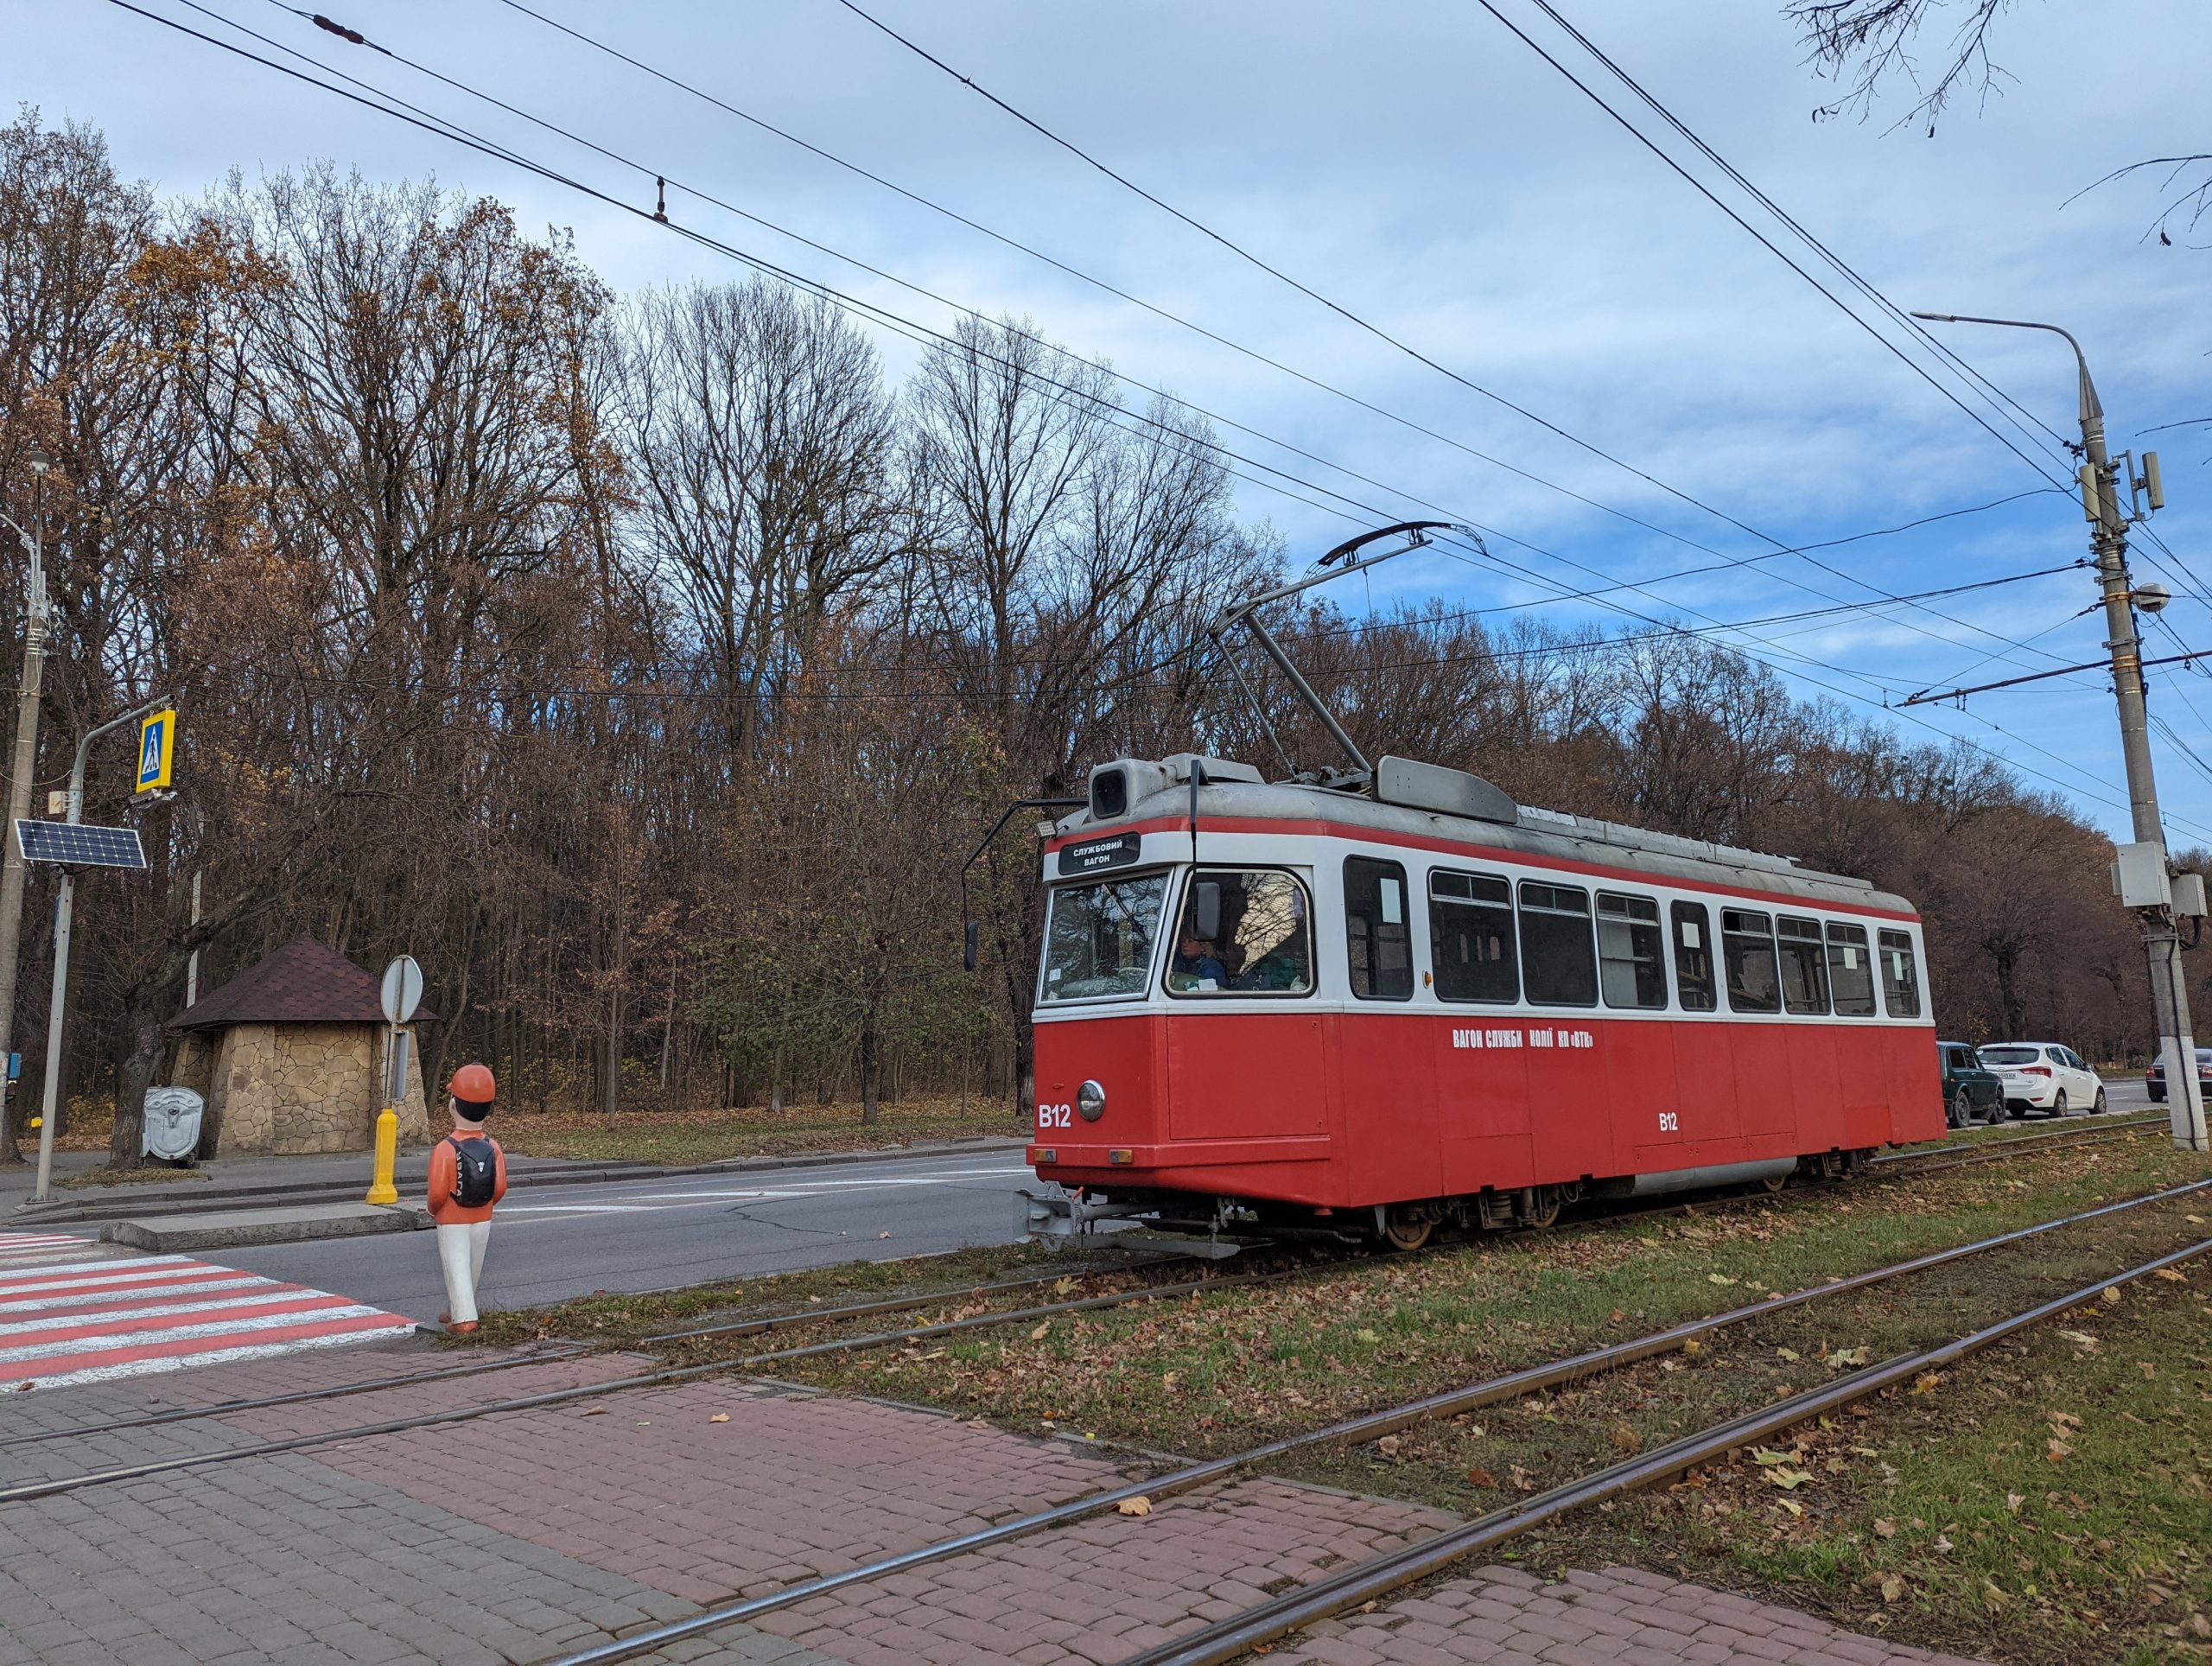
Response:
[14,0,2212,843]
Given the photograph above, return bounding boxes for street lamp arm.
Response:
[1910,310,2100,427]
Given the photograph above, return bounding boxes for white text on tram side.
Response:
[1451,1027,1595,1051]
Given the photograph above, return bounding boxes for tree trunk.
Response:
[601,978,623,1130]
[1993,950,2025,1041]
[859,1014,880,1127]
[108,985,169,1168]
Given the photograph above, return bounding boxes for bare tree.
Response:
[0,110,2178,1167]
[1792,0,2018,131]
[625,279,898,760]
[1792,1,2212,243]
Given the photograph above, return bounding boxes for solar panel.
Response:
[14,820,148,870]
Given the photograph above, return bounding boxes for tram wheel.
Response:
[1520,1186,1562,1230]
[1379,1207,1433,1252]
[1758,1171,1789,1194]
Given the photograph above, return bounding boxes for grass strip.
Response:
[764,1137,2205,1451]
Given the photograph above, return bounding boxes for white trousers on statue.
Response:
[435,1220,492,1325]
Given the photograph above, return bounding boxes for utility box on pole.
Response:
[2172,872,2209,920]
[2113,842,2174,909]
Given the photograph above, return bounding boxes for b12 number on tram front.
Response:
[1038,1103,1073,1129]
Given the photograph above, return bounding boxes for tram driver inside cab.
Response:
[1170,930,1228,989]
[1165,870,1314,995]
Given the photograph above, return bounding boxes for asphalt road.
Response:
[214,1079,2171,1326]
[214,1148,1040,1324]
[2105,1078,2155,1111]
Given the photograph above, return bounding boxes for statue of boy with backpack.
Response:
[428,1064,507,1334]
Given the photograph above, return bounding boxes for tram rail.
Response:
[0,1345,591,1453]
[0,1263,1294,1504]
[533,1171,2212,1665]
[1871,1108,2161,1167]
[0,1110,2168,1466]
[1115,1226,2212,1666]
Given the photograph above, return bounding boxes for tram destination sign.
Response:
[1058,832,1141,877]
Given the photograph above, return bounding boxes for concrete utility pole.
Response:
[0,451,52,1161]
[1916,313,2207,1152]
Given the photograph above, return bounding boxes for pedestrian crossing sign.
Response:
[136,709,176,793]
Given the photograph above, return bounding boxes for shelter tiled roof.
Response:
[171,935,436,1030]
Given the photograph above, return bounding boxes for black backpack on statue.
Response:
[447,1135,498,1207]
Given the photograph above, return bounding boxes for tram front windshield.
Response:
[1039,873,1169,1003]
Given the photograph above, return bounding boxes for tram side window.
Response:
[1430,870,1518,1003]
[1166,869,1313,996]
[1344,857,1414,1001]
[1519,881,1598,1006]
[1597,892,1666,1009]
[1878,928,1923,1018]
[1671,901,1718,1012]
[1826,922,1877,1016]
[1777,915,1831,1014]
[1722,909,1781,1014]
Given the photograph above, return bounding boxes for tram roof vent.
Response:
[1519,805,1813,877]
[1373,756,1517,825]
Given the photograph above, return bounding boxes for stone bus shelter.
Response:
[167,936,435,1156]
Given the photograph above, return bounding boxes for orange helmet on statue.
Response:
[447,1063,497,1109]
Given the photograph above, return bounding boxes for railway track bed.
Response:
[525,1136,2212,1665]
[5,1117,2203,1666]
[0,1113,2169,1475]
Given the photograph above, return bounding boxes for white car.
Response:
[1975,1042,2107,1117]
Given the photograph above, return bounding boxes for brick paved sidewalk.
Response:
[1268,1564,1988,1666]
[283,1368,1993,1666]
[0,1339,1995,1666]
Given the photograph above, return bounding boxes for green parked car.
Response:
[1939,1040,2005,1128]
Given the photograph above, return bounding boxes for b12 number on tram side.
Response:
[1038,1103,1074,1129]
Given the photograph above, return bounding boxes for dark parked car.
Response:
[1939,1041,2005,1128]
[2146,1047,2212,1103]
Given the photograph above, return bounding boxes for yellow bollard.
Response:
[365,1105,399,1205]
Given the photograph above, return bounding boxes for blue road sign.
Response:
[136,709,176,793]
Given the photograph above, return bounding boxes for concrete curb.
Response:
[100,1201,434,1251]
[13,1135,1030,1226]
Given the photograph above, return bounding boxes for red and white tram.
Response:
[1022,750,1943,1248]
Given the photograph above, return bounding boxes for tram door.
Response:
[1430,867,1531,1193]
[1332,857,1440,1204]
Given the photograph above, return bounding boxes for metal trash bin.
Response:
[141,1086,205,1162]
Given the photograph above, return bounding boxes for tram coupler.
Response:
[1017,1185,1148,1241]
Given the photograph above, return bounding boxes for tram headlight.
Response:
[1077,1079,1106,1122]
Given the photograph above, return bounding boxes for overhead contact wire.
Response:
[109,0,2200,835]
